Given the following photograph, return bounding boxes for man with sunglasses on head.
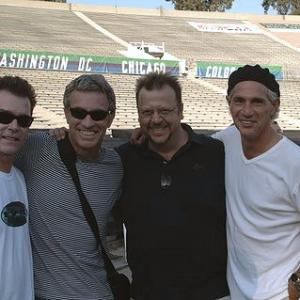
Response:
[0,75,35,300]
[15,74,123,300]
[116,72,229,300]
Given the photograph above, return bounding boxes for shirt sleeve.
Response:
[211,130,224,142]
[15,132,48,172]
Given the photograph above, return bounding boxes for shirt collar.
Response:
[181,123,206,145]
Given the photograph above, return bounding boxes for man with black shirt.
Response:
[117,72,228,300]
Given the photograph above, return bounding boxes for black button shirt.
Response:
[117,124,228,300]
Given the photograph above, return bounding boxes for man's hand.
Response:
[49,127,68,140]
[130,127,145,145]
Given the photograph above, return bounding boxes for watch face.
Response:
[291,273,299,282]
[294,282,300,292]
[291,273,300,292]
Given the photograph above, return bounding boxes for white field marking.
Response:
[73,11,130,48]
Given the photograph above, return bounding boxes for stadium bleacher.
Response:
[0,5,123,56]
[0,0,300,138]
[85,11,300,69]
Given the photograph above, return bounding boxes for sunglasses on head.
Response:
[0,110,33,128]
[69,107,112,121]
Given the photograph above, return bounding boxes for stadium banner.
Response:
[261,23,300,32]
[0,49,180,76]
[196,61,283,80]
[188,22,261,34]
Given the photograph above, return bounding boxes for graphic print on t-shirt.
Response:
[1,201,27,227]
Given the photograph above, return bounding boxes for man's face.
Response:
[64,90,114,159]
[0,90,31,160]
[227,81,279,142]
[137,85,183,147]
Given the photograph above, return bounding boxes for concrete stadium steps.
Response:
[0,2,299,131]
[84,12,244,61]
[180,77,231,129]
[204,78,228,90]
[0,5,123,56]
[2,66,300,130]
[84,11,300,71]
[0,67,232,130]
[1,3,299,74]
[273,31,300,49]
[277,80,300,130]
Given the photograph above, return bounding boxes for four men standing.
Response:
[1,66,300,300]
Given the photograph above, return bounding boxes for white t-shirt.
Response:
[0,166,34,300]
[215,126,300,300]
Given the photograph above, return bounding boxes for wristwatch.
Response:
[290,273,300,292]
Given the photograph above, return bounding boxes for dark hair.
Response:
[135,72,182,105]
[63,74,116,111]
[0,76,36,114]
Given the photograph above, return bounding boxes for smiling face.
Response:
[137,84,183,149]
[0,90,31,170]
[64,90,114,160]
[227,81,279,144]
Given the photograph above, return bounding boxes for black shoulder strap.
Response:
[57,136,118,278]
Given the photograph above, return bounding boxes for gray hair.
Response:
[267,89,280,119]
[63,74,116,111]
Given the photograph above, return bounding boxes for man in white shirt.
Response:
[0,75,36,300]
[214,65,300,300]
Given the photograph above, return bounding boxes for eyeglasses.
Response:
[0,111,33,128]
[139,107,177,119]
[161,172,172,189]
[69,107,112,121]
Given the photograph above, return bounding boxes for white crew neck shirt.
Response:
[0,166,34,300]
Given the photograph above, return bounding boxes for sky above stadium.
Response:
[67,0,275,15]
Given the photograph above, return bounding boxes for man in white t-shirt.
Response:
[214,65,300,300]
[0,75,36,300]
